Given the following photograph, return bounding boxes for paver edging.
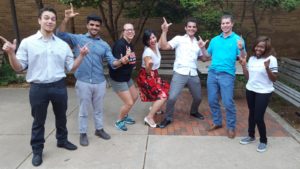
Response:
[267,107,300,143]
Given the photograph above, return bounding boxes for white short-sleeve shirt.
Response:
[141,44,161,70]
[246,55,278,93]
[168,34,202,76]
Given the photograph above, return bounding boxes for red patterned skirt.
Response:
[137,68,170,102]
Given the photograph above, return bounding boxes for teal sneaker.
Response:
[257,142,267,152]
[115,120,127,131]
[240,136,255,145]
[123,115,135,124]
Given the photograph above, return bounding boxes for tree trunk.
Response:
[35,0,44,10]
[133,0,158,45]
[70,19,76,33]
[240,0,247,25]
[98,2,116,42]
[10,0,20,48]
[251,0,259,38]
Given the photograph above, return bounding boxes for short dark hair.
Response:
[38,7,57,19]
[221,14,234,23]
[252,36,276,57]
[185,18,198,26]
[87,14,102,24]
[142,29,156,47]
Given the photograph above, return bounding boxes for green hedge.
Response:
[0,63,25,86]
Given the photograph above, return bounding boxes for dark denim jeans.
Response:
[29,79,68,154]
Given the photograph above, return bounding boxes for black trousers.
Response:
[246,89,272,144]
[29,79,68,154]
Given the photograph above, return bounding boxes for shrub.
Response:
[0,63,25,86]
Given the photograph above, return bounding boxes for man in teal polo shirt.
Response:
[199,14,246,139]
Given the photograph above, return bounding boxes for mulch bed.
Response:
[269,94,300,132]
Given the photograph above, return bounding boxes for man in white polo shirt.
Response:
[158,17,208,128]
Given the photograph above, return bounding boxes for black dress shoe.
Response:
[158,119,172,128]
[80,133,89,146]
[95,129,111,140]
[57,141,78,150]
[32,153,42,166]
[190,112,205,120]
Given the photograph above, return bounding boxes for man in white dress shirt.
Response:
[158,18,208,128]
[1,7,88,166]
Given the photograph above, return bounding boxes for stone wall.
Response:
[0,0,299,59]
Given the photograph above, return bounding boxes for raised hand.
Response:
[65,3,79,19]
[1,36,17,54]
[120,53,129,65]
[78,42,90,57]
[146,59,153,76]
[147,59,153,68]
[239,54,247,67]
[198,36,209,48]
[125,46,131,56]
[237,35,244,50]
[161,17,172,32]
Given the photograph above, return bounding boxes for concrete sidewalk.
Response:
[0,88,300,169]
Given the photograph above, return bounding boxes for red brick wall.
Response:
[0,0,299,59]
[232,2,300,59]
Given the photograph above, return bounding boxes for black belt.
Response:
[30,78,65,88]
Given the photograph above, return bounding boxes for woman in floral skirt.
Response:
[137,29,170,128]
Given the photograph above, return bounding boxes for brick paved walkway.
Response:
[149,90,289,137]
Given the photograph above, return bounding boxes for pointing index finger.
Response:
[163,17,167,23]
[198,36,202,41]
[126,46,131,51]
[70,3,73,12]
[84,41,91,47]
[0,36,8,43]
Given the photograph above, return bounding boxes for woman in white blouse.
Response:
[239,36,278,153]
[137,29,170,128]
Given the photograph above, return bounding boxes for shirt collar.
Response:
[220,32,235,38]
[34,31,56,40]
[84,33,101,40]
[121,37,132,45]
[183,34,196,41]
